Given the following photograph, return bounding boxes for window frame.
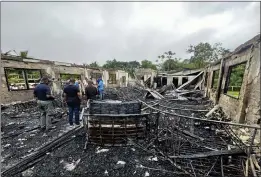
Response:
[4,67,42,91]
[122,76,126,84]
[223,62,247,99]
[109,73,117,84]
[60,73,81,81]
[90,72,102,81]
[25,69,42,90]
[211,70,219,89]
[204,72,208,86]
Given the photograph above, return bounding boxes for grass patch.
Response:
[227,91,239,98]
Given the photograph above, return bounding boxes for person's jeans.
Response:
[68,104,80,125]
[37,100,52,130]
[99,90,104,100]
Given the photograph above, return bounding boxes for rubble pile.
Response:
[103,88,119,100]
[117,86,147,101]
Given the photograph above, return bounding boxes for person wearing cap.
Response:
[63,78,81,126]
[34,76,55,131]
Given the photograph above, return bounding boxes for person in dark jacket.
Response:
[34,76,55,131]
[63,78,81,126]
[85,81,98,101]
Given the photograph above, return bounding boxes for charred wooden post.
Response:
[215,58,224,104]
[155,112,160,144]
[190,113,195,134]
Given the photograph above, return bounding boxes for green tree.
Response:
[187,42,230,68]
[157,51,176,70]
[141,60,157,70]
[89,61,100,68]
[161,58,179,71]
[229,63,246,86]
[102,59,141,78]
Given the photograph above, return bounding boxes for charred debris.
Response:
[1,77,261,177]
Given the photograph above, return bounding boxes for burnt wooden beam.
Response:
[177,71,204,90]
[139,100,261,129]
[205,105,220,118]
[169,149,244,159]
[84,113,151,117]
[158,104,209,112]
[141,103,159,111]
[173,125,204,141]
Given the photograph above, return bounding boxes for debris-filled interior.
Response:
[1,84,260,177]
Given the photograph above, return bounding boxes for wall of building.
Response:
[158,70,202,88]
[118,70,129,87]
[1,56,129,104]
[205,35,260,124]
[135,68,157,87]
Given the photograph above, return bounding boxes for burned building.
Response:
[157,69,203,88]
[205,34,260,124]
[1,55,129,104]
[133,68,157,88]
[1,36,260,177]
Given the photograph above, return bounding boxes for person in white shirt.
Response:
[83,77,88,87]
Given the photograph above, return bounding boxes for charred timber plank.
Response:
[2,126,83,177]
[89,133,145,137]
[159,104,208,112]
[89,137,144,141]
[169,149,244,159]
[89,120,139,124]
[144,89,164,99]
[177,71,204,90]
[142,103,159,111]
[139,100,260,129]
[91,118,147,122]
[205,105,220,117]
[89,130,145,134]
[89,127,145,131]
[84,113,151,117]
[194,79,203,90]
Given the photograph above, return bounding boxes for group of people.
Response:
[33,76,104,130]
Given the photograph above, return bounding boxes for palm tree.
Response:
[164,51,176,71]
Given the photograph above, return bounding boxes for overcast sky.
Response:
[1,2,260,65]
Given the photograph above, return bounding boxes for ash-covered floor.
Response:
[1,87,260,177]
[1,100,75,171]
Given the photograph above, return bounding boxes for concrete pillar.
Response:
[151,72,155,87]
[144,74,148,81]
[178,76,182,86]
[103,70,109,87]
[167,76,173,85]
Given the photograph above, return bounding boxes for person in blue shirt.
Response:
[63,78,81,126]
[34,76,55,131]
[97,77,104,100]
[75,80,79,88]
